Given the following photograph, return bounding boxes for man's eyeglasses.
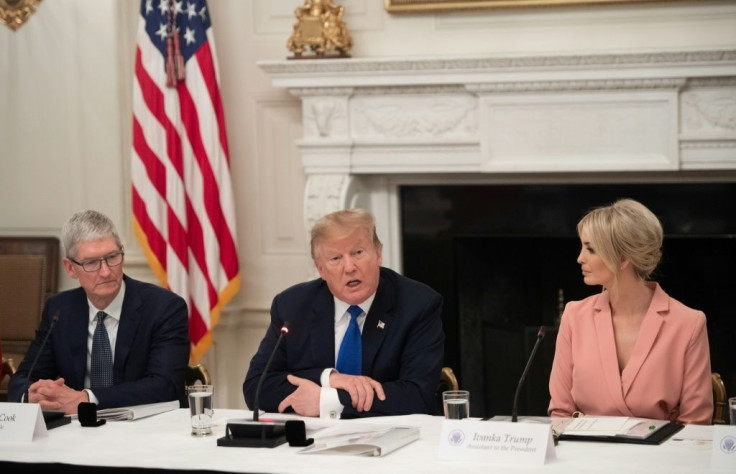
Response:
[70,251,124,272]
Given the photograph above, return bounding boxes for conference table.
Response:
[0,408,728,473]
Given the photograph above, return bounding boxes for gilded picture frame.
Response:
[385,0,690,13]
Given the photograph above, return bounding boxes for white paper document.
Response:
[299,423,420,457]
[561,416,669,439]
[96,400,179,421]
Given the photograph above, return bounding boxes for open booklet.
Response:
[555,416,683,445]
[95,400,180,421]
[298,423,420,457]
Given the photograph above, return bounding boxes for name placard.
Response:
[0,403,48,442]
[711,425,736,469]
[438,419,555,465]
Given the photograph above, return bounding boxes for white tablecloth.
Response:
[0,409,727,473]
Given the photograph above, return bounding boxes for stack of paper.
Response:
[96,400,179,421]
[298,423,420,457]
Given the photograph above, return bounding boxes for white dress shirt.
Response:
[84,280,126,404]
[318,293,375,419]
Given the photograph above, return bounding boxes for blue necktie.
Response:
[336,305,363,375]
[90,311,113,390]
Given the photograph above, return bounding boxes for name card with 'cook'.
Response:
[439,419,555,466]
[0,403,48,442]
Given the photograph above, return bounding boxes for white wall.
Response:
[1,0,734,409]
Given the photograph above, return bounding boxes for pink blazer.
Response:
[548,282,713,425]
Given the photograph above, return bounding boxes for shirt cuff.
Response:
[319,386,343,419]
[319,368,343,419]
[320,368,335,388]
[84,389,99,405]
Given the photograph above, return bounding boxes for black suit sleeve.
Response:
[243,294,326,412]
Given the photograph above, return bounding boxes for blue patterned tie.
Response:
[336,305,363,375]
[90,311,113,390]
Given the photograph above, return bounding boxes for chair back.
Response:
[0,237,59,401]
[712,372,728,424]
[439,366,459,392]
[432,366,460,415]
[185,364,212,387]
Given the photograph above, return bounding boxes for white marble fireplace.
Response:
[259,49,736,270]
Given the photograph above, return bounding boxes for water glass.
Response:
[188,384,214,436]
[729,397,736,425]
[443,390,470,420]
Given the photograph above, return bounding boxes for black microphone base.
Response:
[42,410,72,430]
[217,420,287,448]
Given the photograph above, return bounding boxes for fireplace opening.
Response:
[401,182,736,418]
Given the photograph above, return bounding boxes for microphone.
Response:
[25,311,60,400]
[218,324,290,448]
[511,325,551,423]
[252,325,289,422]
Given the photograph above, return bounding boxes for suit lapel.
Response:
[115,277,142,383]
[593,291,635,417]
[362,272,392,374]
[621,283,667,396]
[67,290,91,388]
[310,287,336,367]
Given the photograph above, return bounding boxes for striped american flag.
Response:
[131,0,239,363]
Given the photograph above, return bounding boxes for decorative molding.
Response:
[682,90,736,132]
[290,87,354,97]
[680,140,736,150]
[305,97,349,138]
[259,50,736,76]
[357,85,468,95]
[467,78,687,93]
[353,96,477,138]
[305,174,350,231]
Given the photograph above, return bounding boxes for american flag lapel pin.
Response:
[377,320,385,330]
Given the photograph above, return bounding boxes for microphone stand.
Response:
[25,312,60,401]
[217,326,289,448]
[511,326,547,423]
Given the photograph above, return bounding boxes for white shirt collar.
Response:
[88,279,126,322]
[333,292,376,323]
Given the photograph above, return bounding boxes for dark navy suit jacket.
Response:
[243,267,444,417]
[8,275,190,408]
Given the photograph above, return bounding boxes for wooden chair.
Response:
[433,366,460,415]
[0,237,59,401]
[185,363,212,387]
[439,366,459,392]
[712,372,728,424]
[1,358,18,398]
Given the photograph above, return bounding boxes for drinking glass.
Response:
[188,384,214,436]
[443,390,470,420]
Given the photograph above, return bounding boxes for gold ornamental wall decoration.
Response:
[0,0,42,31]
[287,0,352,59]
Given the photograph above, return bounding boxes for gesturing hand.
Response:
[277,375,321,417]
[329,372,385,412]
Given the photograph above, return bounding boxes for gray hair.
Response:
[61,210,123,260]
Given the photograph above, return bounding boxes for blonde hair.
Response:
[310,208,382,259]
[577,199,663,280]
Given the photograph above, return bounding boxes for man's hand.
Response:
[28,378,89,414]
[329,372,385,412]
[277,375,321,417]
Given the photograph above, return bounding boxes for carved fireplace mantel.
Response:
[259,50,736,269]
